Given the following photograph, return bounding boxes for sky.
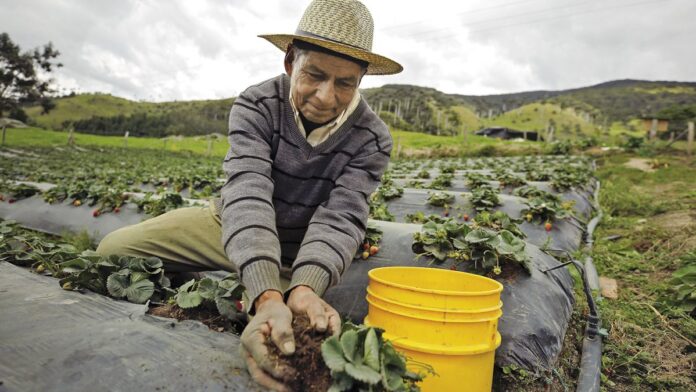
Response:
[2,0,695,102]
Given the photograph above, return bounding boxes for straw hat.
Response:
[258,0,402,75]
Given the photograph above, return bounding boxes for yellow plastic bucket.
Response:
[366,267,504,392]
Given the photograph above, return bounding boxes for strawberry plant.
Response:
[135,192,187,217]
[468,184,500,212]
[512,185,559,202]
[369,200,395,222]
[521,197,575,224]
[374,183,404,201]
[405,211,450,224]
[426,191,454,207]
[0,182,40,201]
[321,323,432,391]
[416,169,430,179]
[494,170,527,188]
[360,223,383,260]
[174,274,246,319]
[464,172,493,188]
[58,252,174,304]
[426,172,454,190]
[405,180,425,189]
[412,218,531,274]
[472,211,526,239]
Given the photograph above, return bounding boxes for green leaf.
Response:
[322,336,348,372]
[178,278,197,293]
[124,279,155,304]
[176,290,203,309]
[340,329,360,363]
[345,362,382,385]
[465,228,495,243]
[106,273,130,298]
[130,271,149,283]
[215,297,238,319]
[363,328,380,372]
[198,278,218,300]
[327,371,354,392]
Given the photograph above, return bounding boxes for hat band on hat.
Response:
[292,36,369,69]
[295,29,367,51]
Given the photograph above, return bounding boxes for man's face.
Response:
[287,50,364,124]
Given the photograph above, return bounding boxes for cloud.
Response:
[1,0,694,101]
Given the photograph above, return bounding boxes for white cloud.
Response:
[1,0,694,101]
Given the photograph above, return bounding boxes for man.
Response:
[96,0,401,390]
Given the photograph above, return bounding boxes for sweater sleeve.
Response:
[220,92,281,311]
[288,134,392,296]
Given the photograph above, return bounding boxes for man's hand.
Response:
[286,285,341,337]
[240,290,294,392]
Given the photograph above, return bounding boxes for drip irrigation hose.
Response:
[543,175,604,392]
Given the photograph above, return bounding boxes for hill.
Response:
[24,93,234,137]
[22,79,696,140]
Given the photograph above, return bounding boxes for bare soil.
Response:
[266,315,333,392]
[623,158,656,172]
[148,303,243,333]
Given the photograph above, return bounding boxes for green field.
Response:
[2,126,544,157]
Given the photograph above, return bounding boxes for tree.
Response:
[0,32,62,119]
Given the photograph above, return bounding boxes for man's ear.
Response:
[284,45,295,76]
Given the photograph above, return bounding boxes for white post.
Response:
[649,118,658,140]
[688,122,694,157]
[67,127,75,146]
[123,131,129,148]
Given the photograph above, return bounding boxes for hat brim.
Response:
[258,33,403,76]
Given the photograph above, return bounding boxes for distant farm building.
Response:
[476,127,539,141]
[641,118,670,133]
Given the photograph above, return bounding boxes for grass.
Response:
[479,102,599,139]
[591,151,696,391]
[2,127,230,156]
[4,126,546,158]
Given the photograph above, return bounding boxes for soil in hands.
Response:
[148,303,244,334]
[266,315,333,392]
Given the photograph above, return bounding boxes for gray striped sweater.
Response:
[217,74,392,309]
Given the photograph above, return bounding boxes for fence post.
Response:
[123,131,129,148]
[688,122,694,157]
[67,127,75,146]
[649,118,657,140]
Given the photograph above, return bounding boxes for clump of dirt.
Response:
[266,315,333,392]
[148,303,244,333]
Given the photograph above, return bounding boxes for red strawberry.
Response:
[450,265,457,271]
[443,210,449,217]
[113,207,121,214]
[234,300,244,312]
[93,209,101,217]
[369,245,379,256]
[463,214,470,222]
[0,194,4,201]
[363,242,370,251]
[8,198,16,204]
[544,222,552,232]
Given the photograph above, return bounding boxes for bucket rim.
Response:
[366,287,503,314]
[367,295,503,323]
[368,267,503,296]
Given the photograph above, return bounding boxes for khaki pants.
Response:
[96,202,290,289]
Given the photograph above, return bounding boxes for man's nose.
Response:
[315,81,336,107]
